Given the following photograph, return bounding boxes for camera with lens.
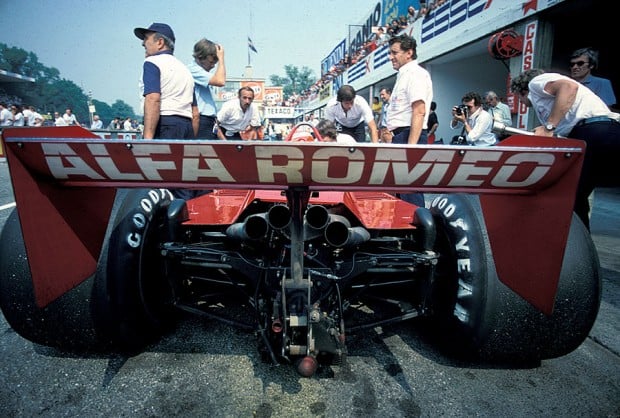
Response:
[454,104,469,116]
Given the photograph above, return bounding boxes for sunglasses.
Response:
[570,61,589,68]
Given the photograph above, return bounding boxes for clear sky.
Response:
[0,0,378,114]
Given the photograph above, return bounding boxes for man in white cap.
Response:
[133,22,194,140]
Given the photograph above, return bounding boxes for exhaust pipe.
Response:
[225,213,269,240]
[305,205,330,230]
[267,204,291,230]
[304,205,330,240]
[324,215,371,248]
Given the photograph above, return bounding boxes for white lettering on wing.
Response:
[448,151,502,187]
[88,143,144,180]
[43,143,104,179]
[311,147,364,184]
[132,144,176,181]
[492,153,554,187]
[182,145,235,182]
[368,148,409,184]
[255,146,305,183]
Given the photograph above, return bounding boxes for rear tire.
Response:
[428,194,600,362]
[0,209,99,350]
[93,188,178,351]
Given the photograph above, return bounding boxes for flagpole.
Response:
[249,2,253,67]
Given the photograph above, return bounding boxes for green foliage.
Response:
[269,65,316,99]
[0,43,135,125]
[111,100,136,121]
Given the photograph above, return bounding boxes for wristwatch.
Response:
[544,122,556,131]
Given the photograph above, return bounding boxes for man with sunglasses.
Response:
[569,47,616,107]
[510,68,620,230]
[449,91,497,146]
[189,38,226,139]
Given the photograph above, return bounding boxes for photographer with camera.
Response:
[449,91,497,146]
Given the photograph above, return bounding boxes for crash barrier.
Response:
[90,130,142,140]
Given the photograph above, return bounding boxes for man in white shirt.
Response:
[450,91,497,146]
[383,34,433,207]
[216,86,261,139]
[383,34,433,145]
[510,68,620,229]
[33,112,44,126]
[54,111,68,126]
[63,108,79,126]
[315,119,357,144]
[324,84,378,143]
[22,106,33,126]
[485,91,512,127]
[27,106,43,126]
[91,114,103,129]
[134,22,194,140]
[123,117,134,131]
[0,103,13,126]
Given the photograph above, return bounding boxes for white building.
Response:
[300,0,616,143]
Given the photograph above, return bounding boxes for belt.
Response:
[160,115,191,122]
[200,114,216,120]
[574,116,620,128]
[391,126,409,135]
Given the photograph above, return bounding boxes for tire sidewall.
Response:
[93,188,175,349]
[428,194,496,352]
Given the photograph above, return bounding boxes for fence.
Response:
[90,130,142,140]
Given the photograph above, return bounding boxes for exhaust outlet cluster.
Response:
[226,204,370,248]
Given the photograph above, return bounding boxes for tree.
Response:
[269,65,316,99]
[91,99,113,125]
[111,100,136,121]
[0,43,135,124]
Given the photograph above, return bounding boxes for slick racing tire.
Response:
[428,194,601,363]
[93,188,178,351]
[0,209,100,350]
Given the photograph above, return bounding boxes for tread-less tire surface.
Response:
[428,194,601,362]
[0,209,99,350]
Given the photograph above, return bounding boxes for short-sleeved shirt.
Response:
[13,112,25,126]
[63,113,78,125]
[188,60,218,117]
[0,108,12,126]
[216,99,261,133]
[22,109,34,126]
[324,95,375,128]
[528,73,616,136]
[386,60,433,131]
[141,51,194,119]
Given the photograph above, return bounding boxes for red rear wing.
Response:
[1,126,586,314]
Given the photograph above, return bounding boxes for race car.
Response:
[0,124,600,376]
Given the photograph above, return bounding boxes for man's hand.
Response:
[380,127,393,143]
[533,126,555,137]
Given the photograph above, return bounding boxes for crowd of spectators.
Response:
[293,1,446,106]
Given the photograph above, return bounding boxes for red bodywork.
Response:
[0,126,585,315]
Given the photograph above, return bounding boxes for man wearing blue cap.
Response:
[134,22,194,140]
